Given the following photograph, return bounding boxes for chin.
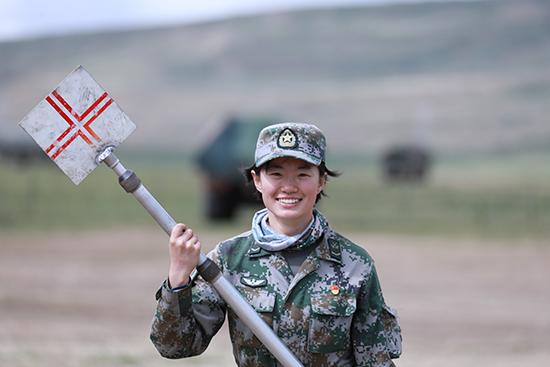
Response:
[273,208,309,221]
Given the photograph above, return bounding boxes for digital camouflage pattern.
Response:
[254,123,326,167]
[150,229,402,366]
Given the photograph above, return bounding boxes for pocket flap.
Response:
[311,293,356,317]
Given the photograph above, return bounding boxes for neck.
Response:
[267,213,313,236]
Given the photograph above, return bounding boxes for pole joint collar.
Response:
[197,258,221,282]
[119,170,141,193]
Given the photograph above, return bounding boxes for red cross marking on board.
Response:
[44,90,113,160]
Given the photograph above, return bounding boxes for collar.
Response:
[315,232,342,264]
[247,242,272,258]
[247,232,342,264]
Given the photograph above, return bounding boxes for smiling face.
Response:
[252,157,326,235]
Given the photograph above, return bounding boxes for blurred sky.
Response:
[0,0,457,41]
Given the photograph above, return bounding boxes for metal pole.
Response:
[97,147,303,367]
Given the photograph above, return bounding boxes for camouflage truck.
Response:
[0,137,49,166]
[195,117,274,220]
[381,144,432,182]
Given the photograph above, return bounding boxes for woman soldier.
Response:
[150,123,402,366]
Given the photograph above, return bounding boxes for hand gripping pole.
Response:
[97,147,303,367]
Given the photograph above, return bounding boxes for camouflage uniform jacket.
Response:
[150,230,402,366]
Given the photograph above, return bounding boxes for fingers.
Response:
[168,223,202,287]
[180,228,195,243]
[187,235,199,246]
[170,223,187,243]
[169,223,200,250]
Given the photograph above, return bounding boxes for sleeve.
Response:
[149,248,227,359]
[351,263,402,366]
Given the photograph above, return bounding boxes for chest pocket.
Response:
[308,292,356,353]
[229,287,276,349]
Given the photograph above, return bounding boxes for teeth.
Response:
[278,198,299,204]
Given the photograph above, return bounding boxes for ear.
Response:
[251,170,262,193]
[317,173,327,194]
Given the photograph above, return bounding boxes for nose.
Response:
[281,176,298,193]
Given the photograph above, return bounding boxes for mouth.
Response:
[276,198,302,205]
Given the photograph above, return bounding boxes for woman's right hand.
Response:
[168,223,201,288]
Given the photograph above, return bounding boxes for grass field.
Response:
[1,150,549,239]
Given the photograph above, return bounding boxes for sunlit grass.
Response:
[1,152,549,239]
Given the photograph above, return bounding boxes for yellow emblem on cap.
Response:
[278,128,297,149]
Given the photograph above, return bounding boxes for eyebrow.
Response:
[265,163,313,170]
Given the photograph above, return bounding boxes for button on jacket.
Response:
[150,230,402,366]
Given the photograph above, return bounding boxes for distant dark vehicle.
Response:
[381,145,432,182]
[0,139,48,166]
[195,117,274,220]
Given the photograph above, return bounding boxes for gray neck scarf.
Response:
[251,208,328,252]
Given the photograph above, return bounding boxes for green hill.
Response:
[1,0,549,156]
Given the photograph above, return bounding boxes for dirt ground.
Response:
[0,229,549,367]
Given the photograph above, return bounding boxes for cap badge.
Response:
[277,128,298,149]
[329,284,340,295]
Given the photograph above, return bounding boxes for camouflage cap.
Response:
[254,122,326,167]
